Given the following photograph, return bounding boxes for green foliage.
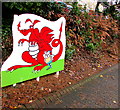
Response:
[76,19,81,24]
[2,25,12,38]
[2,2,119,61]
[2,20,13,61]
[85,42,100,52]
[2,2,63,19]
[70,2,81,16]
[95,2,120,20]
[103,5,120,20]
[86,43,95,51]
[65,46,76,60]
[112,34,119,39]
[84,12,90,19]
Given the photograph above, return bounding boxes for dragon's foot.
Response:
[7,66,17,72]
[7,64,37,72]
[32,70,40,74]
[33,65,46,73]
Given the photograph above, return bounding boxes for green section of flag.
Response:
[1,59,64,87]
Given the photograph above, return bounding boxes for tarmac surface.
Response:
[21,63,119,109]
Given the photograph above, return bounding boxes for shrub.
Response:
[2,2,120,61]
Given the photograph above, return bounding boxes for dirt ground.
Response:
[1,39,119,109]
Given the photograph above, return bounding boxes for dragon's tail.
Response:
[52,39,63,62]
[52,22,64,62]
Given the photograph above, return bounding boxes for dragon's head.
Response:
[18,19,40,36]
[26,19,40,29]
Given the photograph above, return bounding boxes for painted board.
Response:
[1,14,66,87]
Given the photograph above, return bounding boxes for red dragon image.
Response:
[8,19,63,72]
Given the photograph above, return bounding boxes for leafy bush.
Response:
[70,2,82,16]
[2,2,120,61]
[103,4,120,21]
[65,47,76,59]
[86,43,96,51]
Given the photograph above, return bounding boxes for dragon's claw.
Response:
[29,41,37,46]
[7,69,14,72]
[32,70,40,73]
[18,42,23,46]
[18,39,29,46]
[10,69,14,72]
[6,70,10,72]
[34,70,38,73]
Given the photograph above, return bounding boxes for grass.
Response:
[1,59,64,87]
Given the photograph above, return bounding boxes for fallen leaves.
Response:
[109,54,118,59]
[97,64,101,68]
[68,82,72,85]
[9,106,18,109]
[99,75,103,78]
[93,68,96,70]
[2,47,119,108]
[113,100,117,104]
[29,100,33,103]
[40,87,44,91]
[88,74,91,76]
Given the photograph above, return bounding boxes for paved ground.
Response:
[22,64,119,109]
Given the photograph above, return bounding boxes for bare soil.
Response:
[1,39,119,109]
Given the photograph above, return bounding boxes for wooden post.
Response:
[13,84,16,87]
[36,77,40,81]
[54,71,60,78]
